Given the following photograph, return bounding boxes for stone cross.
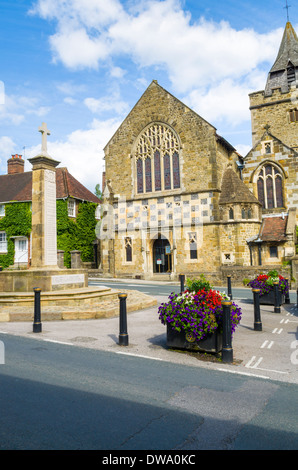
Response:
[38,122,51,155]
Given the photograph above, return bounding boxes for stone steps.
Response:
[0,288,157,322]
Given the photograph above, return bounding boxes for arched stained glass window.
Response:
[137,158,144,194]
[154,151,161,191]
[173,152,180,189]
[145,157,152,193]
[164,154,171,190]
[257,178,265,208]
[134,123,181,194]
[257,164,284,209]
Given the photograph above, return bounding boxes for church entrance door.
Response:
[153,237,172,273]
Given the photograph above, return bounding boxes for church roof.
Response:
[270,22,298,73]
[219,166,261,205]
[0,168,100,204]
[259,216,288,242]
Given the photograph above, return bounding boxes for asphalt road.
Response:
[88,278,297,303]
[0,333,297,451]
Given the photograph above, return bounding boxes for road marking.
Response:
[272,328,283,334]
[115,351,164,361]
[38,338,73,346]
[218,368,270,380]
[261,340,274,349]
[245,355,288,375]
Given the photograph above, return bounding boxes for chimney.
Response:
[7,154,25,174]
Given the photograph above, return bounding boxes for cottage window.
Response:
[269,246,278,258]
[257,165,284,209]
[0,205,5,217]
[134,124,181,194]
[0,232,7,252]
[68,199,76,217]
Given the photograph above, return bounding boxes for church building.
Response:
[100,21,298,284]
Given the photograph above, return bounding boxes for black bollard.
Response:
[273,282,281,313]
[179,274,185,294]
[118,293,129,346]
[227,275,233,300]
[33,287,42,333]
[252,289,262,331]
[285,278,290,304]
[221,301,233,363]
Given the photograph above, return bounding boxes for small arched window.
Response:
[125,237,132,262]
[289,108,298,122]
[228,207,234,220]
[257,164,284,209]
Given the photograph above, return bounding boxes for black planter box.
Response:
[166,324,222,353]
[259,290,285,306]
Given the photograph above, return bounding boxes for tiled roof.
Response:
[259,216,288,242]
[219,167,261,205]
[0,168,100,204]
[270,22,298,73]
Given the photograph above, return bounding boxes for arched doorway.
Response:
[153,235,172,273]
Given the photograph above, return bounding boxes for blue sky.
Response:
[0,0,297,193]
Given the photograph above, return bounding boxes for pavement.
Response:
[0,281,297,385]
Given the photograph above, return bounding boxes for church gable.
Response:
[104,80,234,200]
[242,129,298,215]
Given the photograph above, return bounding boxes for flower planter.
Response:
[259,290,284,306]
[166,324,223,354]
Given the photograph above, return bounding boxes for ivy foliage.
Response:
[0,200,97,269]
[57,199,97,268]
[0,202,32,268]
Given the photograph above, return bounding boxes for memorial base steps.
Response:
[0,287,157,321]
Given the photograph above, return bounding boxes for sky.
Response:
[0,0,298,194]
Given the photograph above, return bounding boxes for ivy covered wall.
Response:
[0,202,32,268]
[57,200,98,268]
[0,200,98,269]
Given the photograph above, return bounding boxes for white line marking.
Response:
[260,340,274,349]
[115,351,163,361]
[218,368,270,379]
[39,338,73,346]
[245,356,257,368]
[252,357,263,368]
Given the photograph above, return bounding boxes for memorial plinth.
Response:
[0,122,157,320]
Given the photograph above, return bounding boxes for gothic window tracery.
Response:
[257,164,284,209]
[134,124,181,194]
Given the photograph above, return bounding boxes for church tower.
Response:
[249,22,298,150]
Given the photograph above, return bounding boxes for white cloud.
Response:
[84,93,129,116]
[30,0,284,127]
[0,94,50,125]
[0,136,17,173]
[25,118,122,192]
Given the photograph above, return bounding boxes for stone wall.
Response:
[249,87,298,151]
